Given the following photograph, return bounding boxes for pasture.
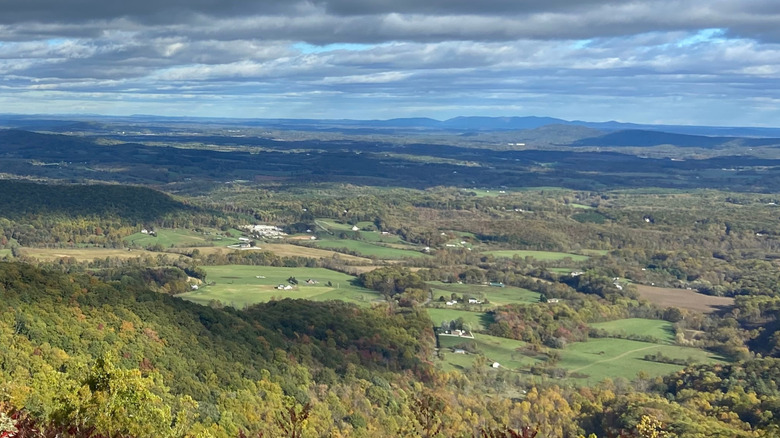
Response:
[125,228,239,248]
[483,250,590,262]
[589,318,676,344]
[178,265,380,308]
[635,284,734,313]
[436,333,540,373]
[256,243,374,263]
[17,247,159,261]
[558,338,725,383]
[427,308,492,331]
[314,237,427,259]
[428,281,540,306]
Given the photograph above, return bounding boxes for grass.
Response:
[464,189,509,198]
[178,265,380,308]
[484,250,590,262]
[570,203,595,209]
[18,247,159,261]
[589,318,676,344]
[0,249,11,258]
[256,243,374,263]
[314,237,427,259]
[549,268,574,274]
[433,321,723,384]
[427,308,492,331]
[357,232,404,244]
[125,228,239,248]
[437,333,541,372]
[558,338,725,383]
[428,282,540,307]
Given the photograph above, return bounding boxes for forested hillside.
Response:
[2,261,780,437]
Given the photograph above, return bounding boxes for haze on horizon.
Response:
[1,0,779,127]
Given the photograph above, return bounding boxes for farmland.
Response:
[427,308,492,331]
[437,331,724,383]
[558,338,725,382]
[428,281,540,307]
[635,284,735,313]
[313,237,427,259]
[589,318,676,344]
[17,247,159,261]
[178,265,380,308]
[124,228,241,248]
[436,333,540,373]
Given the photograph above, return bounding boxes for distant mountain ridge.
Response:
[2,113,780,138]
[573,130,780,148]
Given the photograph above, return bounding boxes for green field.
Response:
[558,338,725,383]
[0,249,10,258]
[590,318,676,344]
[549,268,574,274]
[484,250,590,262]
[125,228,239,248]
[316,219,375,232]
[428,281,540,306]
[314,237,427,259]
[464,189,510,198]
[355,231,404,244]
[437,333,541,372]
[178,265,380,308]
[427,308,492,331]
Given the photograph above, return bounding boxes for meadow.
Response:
[314,237,427,259]
[558,338,725,383]
[434,318,723,383]
[124,228,240,248]
[589,318,676,344]
[427,308,492,331]
[437,333,541,373]
[17,247,159,261]
[428,281,540,306]
[178,265,380,308]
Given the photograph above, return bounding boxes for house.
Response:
[468,298,482,304]
[190,284,199,290]
[239,237,250,242]
[489,282,505,288]
[141,228,149,234]
[351,225,359,231]
[284,285,293,290]
[453,349,466,354]
[547,298,560,303]
[492,362,500,368]
[276,284,286,290]
[445,300,458,306]
[305,279,318,284]
[570,271,584,277]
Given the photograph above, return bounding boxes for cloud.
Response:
[0,0,779,125]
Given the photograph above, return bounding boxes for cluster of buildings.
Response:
[243,225,287,239]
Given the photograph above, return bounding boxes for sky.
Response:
[1,0,779,126]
